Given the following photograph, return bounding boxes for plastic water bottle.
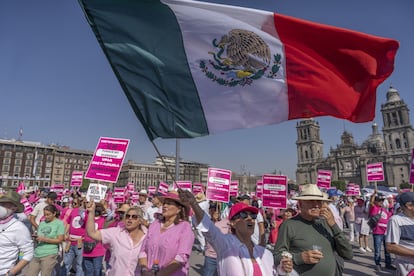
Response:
[151,259,160,275]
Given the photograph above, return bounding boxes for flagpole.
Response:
[175,139,180,182]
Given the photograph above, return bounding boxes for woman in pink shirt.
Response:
[369,192,395,272]
[139,191,194,276]
[85,203,147,276]
[82,203,106,276]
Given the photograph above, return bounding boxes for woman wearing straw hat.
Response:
[274,184,353,276]
[0,190,34,276]
[139,191,194,276]
[178,189,295,276]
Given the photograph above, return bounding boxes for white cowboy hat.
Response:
[293,184,331,201]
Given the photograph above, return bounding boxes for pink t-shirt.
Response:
[67,208,85,245]
[101,225,147,276]
[139,220,194,276]
[369,205,391,235]
[82,214,106,257]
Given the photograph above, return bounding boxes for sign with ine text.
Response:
[262,174,287,209]
[206,168,231,203]
[317,169,332,189]
[366,162,384,182]
[85,137,129,183]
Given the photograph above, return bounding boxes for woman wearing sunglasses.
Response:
[85,201,147,276]
[178,189,295,276]
[138,191,194,276]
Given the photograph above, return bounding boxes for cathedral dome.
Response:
[362,122,385,153]
[386,86,401,103]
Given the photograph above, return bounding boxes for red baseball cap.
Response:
[228,202,258,220]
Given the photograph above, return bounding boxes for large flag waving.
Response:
[78,0,398,140]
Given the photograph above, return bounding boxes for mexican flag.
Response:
[78,0,398,140]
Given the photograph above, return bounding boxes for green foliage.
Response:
[399,182,411,189]
[80,178,91,192]
[331,180,346,191]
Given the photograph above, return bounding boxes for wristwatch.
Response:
[7,271,15,276]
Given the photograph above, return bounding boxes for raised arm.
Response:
[85,201,102,241]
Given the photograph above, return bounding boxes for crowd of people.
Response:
[0,183,413,275]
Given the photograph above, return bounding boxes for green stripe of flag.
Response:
[79,0,208,140]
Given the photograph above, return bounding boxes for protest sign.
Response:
[367,162,384,182]
[262,174,288,209]
[85,137,129,183]
[206,168,231,203]
[410,149,414,184]
[176,181,192,192]
[317,169,332,189]
[192,182,203,195]
[70,171,83,187]
[230,180,239,197]
[86,183,107,202]
[256,180,263,200]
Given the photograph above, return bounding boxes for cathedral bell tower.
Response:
[296,119,324,184]
[380,86,414,185]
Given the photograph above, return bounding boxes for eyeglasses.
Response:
[233,211,257,220]
[125,214,140,220]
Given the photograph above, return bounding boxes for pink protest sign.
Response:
[229,180,239,197]
[70,171,83,187]
[113,187,125,203]
[317,170,332,189]
[148,186,156,196]
[345,183,356,196]
[85,137,129,183]
[176,181,192,192]
[366,162,384,182]
[192,182,203,195]
[410,149,414,184]
[206,168,231,203]
[262,174,287,209]
[158,182,169,195]
[256,180,263,200]
[126,183,135,192]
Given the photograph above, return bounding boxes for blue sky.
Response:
[0,1,412,181]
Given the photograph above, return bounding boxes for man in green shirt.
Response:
[274,184,353,275]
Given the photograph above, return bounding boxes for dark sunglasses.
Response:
[125,214,140,220]
[233,211,257,220]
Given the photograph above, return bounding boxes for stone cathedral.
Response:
[296,87,414,187]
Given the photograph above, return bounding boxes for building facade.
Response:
[117,156,210,191]
[0,139,93,189]
[296,87,414,187]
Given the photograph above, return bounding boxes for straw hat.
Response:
[0,190,24,213]
[160,191,190,216]
[195,192,206,203]
[293,184,330,201]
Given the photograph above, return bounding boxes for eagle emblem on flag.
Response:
[200,29,282,87]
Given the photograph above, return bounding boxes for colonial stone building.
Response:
[296,87,414,187]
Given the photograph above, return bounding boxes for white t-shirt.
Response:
[30,199,48,225]
[386,213,414,264]
[251,212,264,245]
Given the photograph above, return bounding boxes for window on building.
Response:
[4,158,10,165]
[395,139,401,149]
[15,159,21,165]
[305,150,309,159]
[4,151,12,158]
[15,152,23,158]
[2,165,9,172]
[14,166,20,173]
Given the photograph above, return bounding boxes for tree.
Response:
[80,178,91,192]
[331,180,346,191]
